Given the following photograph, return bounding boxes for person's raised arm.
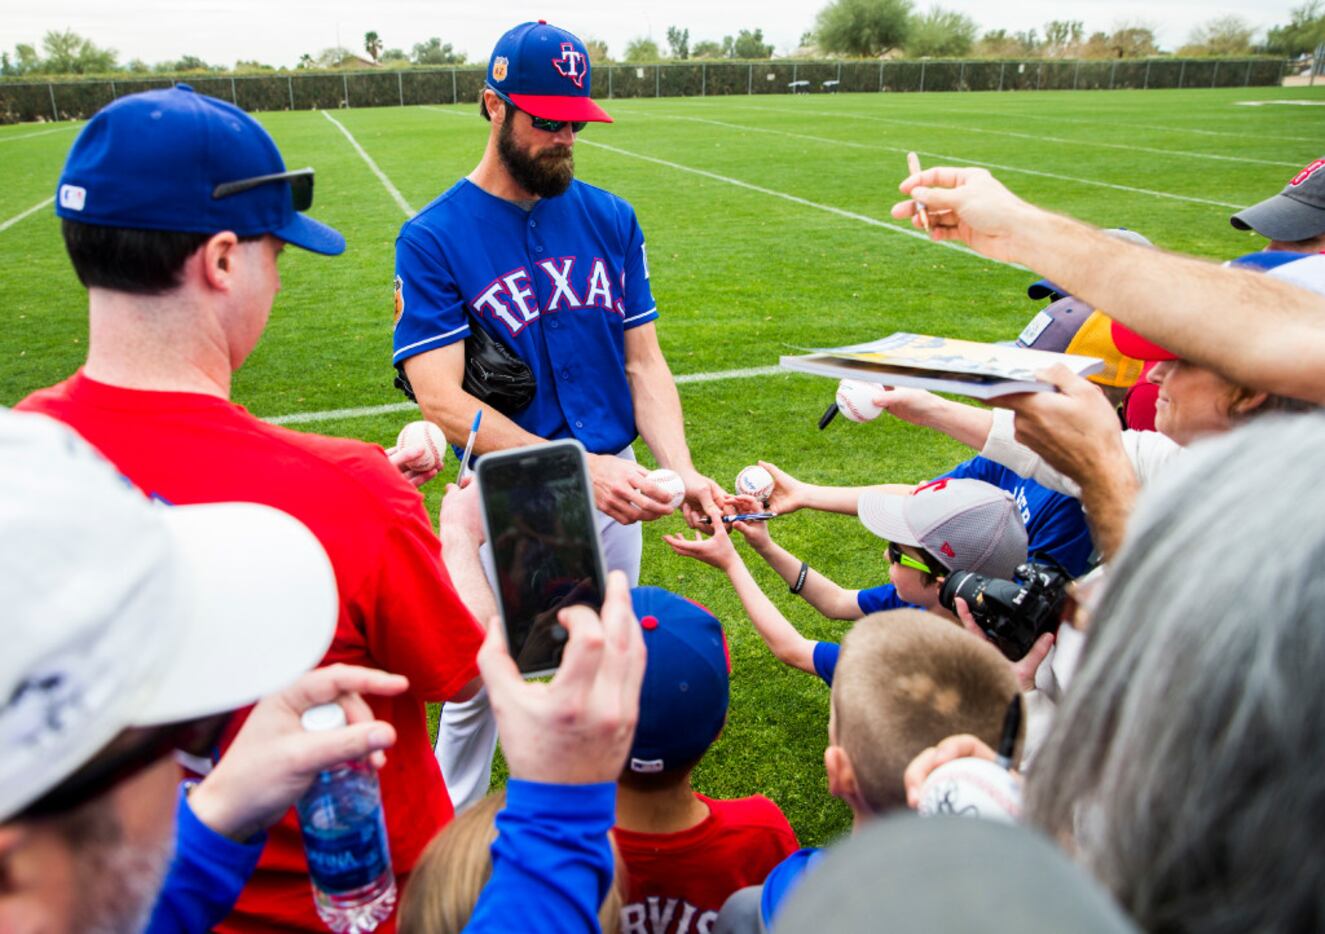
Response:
[893,167,1325,404]
[663,523,819,674]
[463,571,645,933]
[625,322,724,529]
[760,461,914,517]
[726,499,864,621]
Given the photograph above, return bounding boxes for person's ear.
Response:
[1229,388,1269,419]
[0,823,25,894]
[825,744,860,803]
[199,231,241,291]
[484,90,507,129]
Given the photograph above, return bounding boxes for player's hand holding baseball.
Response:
[891,166,1038,264]
[478,570,646,784]
[188,665,408,842]
[589,454,675,525]
[662,519,742,573]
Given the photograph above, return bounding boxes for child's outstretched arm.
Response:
[663,523,818,675]
[726,496,864,622]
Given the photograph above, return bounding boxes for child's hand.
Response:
[664,521,740,572]
[728,494,772,549]
[760,461,807,515]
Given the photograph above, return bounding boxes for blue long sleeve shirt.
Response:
[466,779,618,932]
[147,783,266,934]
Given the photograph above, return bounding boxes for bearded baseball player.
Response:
[392,20,724,808]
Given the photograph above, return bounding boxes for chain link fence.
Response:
[0,58,1289,124]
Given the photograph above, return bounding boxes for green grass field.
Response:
[3,85,1322,846]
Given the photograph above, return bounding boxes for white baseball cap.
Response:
[0,411,338,821]
[858,478,1027,579]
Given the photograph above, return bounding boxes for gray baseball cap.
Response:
[1230,157,1325,242]
[859,479,1027,578]
[777,814,1139,933]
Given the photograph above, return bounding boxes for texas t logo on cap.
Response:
[484,21,613,124]
[552,42,587,88]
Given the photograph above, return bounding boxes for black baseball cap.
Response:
[1231,157,1325,242]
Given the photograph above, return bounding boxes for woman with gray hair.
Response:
[1026,413,1325,932]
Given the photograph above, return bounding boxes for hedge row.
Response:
[1,59,1287,123]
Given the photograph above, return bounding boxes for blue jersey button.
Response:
[575,420,584,428]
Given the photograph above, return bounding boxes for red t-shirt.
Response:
[613,794,799,934]
[19,373,484,933]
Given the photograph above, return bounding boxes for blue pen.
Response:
[458,410,482,480]
[702,512,779,524]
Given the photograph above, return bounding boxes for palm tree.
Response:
[364,31,383,63]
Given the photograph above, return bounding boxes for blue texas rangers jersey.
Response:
[393,177,658,455]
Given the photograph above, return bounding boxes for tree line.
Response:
[5,2,1322,80]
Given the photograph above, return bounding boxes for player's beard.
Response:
[499,117,575,198]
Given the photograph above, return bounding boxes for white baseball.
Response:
[835,379,884,423]
[645,468,686,510]
[735,465,775,502]
[917,757,1022,823]
[395,420,448,472]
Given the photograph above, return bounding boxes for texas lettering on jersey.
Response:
[620,898,717,934]
[471,257,628,336]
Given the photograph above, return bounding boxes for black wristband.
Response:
[791,561,809,595]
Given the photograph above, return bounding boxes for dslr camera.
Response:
[939,557,1072,661]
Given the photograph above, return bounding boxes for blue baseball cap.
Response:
[55,85,344,256]
[486,21,612,123]
[628,587,730,774]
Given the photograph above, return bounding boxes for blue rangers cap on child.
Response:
[486,20,613,123]
[628,587,730,774]
[55,85,344,255]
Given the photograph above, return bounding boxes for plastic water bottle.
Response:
[296,703,397,932]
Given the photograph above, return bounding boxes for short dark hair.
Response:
[62,219,263,295]
[62,219,210,295]
[617,750,706,792]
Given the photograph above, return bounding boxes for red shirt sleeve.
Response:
[361,496,484,701]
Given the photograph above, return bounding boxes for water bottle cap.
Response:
[301,702,347,732]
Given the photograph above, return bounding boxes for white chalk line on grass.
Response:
[613,109,1244,210]
[0,197,54,234]
[418,104,1019,265]
[265,365,786,425]
[0,126,76,143]
[320,110,416,217]
[918,106,1323,146]
[575,138,1019,268]
[703,101,1303,169]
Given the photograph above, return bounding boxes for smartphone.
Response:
[476,439,607,677]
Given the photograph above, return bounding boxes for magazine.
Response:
[779,332,1104,399]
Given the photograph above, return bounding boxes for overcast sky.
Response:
[2,0,1303,69]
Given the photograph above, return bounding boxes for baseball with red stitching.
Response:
[395,420,448,472]
[835,379,884,423]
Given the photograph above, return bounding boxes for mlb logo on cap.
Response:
[486,21,613,124]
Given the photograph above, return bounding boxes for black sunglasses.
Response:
[213,167,315,212]
[488,87,586,134]
[16,712,231,820]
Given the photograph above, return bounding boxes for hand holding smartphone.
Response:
[477,440,608,677]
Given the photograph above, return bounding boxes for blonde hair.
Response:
[832,609,1020,814]
[398,790,623,934]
